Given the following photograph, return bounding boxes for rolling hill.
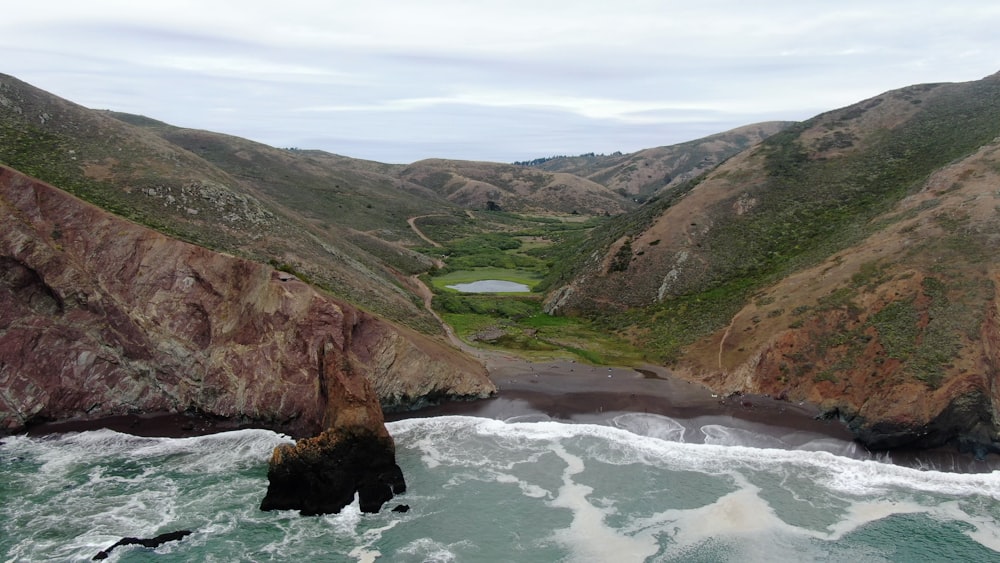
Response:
[543,71,1000,452]
[524,121,792,201]
[0,73,449,332]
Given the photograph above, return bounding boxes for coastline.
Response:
[15,359,843,441]
[386,358,853,440]
[13,356,1000,472]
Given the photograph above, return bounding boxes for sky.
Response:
[4,1,999,164]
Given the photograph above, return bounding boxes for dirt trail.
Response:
[407,272,512,363]
[407,215,444,247]
[718,310,741,369]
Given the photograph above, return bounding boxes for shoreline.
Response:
[386,358,1000,473]
[386,359,848,437]
[12,357,1000,472]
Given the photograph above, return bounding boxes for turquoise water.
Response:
[2,415,1000,562]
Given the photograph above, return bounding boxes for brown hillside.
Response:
[545,72,1000,452]
[0,73,453,332]
[531,122,791,199]
[682,137,1000,450]
[400,159,628,215]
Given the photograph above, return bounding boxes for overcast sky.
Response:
[4,1,999,164]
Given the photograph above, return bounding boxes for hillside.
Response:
[0,164,493,433]
[399,158,629,215]
[0,74,451,332]
[544,72,1000,452]
[525,122,792,200]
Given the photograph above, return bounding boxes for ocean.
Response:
[2,413,999,562]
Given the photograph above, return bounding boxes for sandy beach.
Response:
[386,358,855,443]
[21,357,844,441]
[19,355,1000,471]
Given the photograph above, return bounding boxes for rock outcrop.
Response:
[260,331,407,514]
[0,164,493,436]
[93,530,193,560]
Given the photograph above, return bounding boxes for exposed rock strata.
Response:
[675,138,1000,455]
[0,165,493,436]
[260,325,406,515]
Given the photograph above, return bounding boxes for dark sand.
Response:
[17,357,999,471]
[387,358,1000,472]
[387,359,854,442]
[23,412,251,439]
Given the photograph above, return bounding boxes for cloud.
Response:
[2,1,1000,163]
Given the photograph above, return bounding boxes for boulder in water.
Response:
[260,426,405,515]
[92,530,192,560]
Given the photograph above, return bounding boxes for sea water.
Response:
[2,415,1000,562]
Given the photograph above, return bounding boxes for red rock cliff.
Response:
[0,164,494,436]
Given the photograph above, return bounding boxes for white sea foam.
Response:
[390,416,1000,514]
[494,472,550,498]
[3,428,291,477]
[502,417,1000,555]
[397,537,460,561]
[700,423,791,449]
[547,442,660,562]
[611,412,686,442]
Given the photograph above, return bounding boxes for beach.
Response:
[387,358,853,441]
[388,357,1000,473]
[8,357,1000,561]
[18,355,1000,472]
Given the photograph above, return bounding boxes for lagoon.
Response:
[446,279,531,293]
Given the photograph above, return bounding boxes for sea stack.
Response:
[260,338,406,515]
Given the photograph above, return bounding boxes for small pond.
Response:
[446,280,531,293]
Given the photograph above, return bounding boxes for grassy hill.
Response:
[399,158,629,215]
[524,122,792,201]
[0,73,448,332]
[542,71,1000,449]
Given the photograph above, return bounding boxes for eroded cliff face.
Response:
[676,139,1000,454]
[0,165,494,436]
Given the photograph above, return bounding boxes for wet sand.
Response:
[16,357,999,471]
[386,359,854,441]
[387,358,1000,472]
[22,412,252,439]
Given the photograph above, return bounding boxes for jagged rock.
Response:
[261,328,406,515]
[260,426,405,515]
[92,530,192,560]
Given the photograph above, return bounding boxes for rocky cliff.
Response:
[680,136,1000,455]
[543,73,1000,455]
[0,164,495,437]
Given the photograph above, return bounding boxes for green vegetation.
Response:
[548,76,1000,363]
[416,210,642,363]
[440,302,642,365]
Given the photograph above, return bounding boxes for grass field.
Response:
[420,213,645,365]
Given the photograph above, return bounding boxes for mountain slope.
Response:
[0,74,451,332]
[527,122,792,200]
[399,158,629,215]
[0,165,493,433]
[544,72,1000,452]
